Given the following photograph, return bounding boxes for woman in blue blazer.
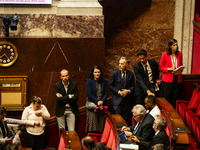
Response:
[85,65,108,133]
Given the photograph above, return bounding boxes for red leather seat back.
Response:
[100,118,112,144]
[106,128,116,150]
[188,89,200,108]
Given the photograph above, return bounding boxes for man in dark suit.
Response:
[132,116,169,150]
[54,69,79,131]
[81,136,111,150]
[121,105,155,142]
[108,57,134,122]
[134,49,160,105]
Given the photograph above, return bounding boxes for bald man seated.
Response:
[81,136,111,150]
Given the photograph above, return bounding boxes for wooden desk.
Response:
[65,131,82,150]
[156,97,189,150]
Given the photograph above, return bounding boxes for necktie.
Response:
[132,122,140,135]
[0,121,6,138]
[122,72,126,87]
[145,65,150,88]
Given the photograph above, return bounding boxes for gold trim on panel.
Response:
[0,41,18,67]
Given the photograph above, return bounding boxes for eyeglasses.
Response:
[133,115,139,118]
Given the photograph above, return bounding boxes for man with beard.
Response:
[55,69,79,131]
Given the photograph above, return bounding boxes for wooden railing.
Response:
[156,97,189,150]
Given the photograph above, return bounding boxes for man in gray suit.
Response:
[0,107,22,150]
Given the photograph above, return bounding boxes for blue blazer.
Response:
[86,78,108,105]
[108,69,135,106]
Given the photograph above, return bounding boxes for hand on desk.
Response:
[131,136,140,143]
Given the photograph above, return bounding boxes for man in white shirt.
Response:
[144,95,161,119]
[134,49,160,106]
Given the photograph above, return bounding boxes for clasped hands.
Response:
[119,89,130,97]
[121,126,140,143]
[97,101,104,111]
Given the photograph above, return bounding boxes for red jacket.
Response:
[159,51,183,83]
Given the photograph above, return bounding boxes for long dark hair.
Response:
[167,39,179,55]
[87,65,104,83]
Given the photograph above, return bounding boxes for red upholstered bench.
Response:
[176,83,200,124]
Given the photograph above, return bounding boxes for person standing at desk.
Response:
[159,39,184,108]
[134,49,160,106]
[55,69,79,131]
[108,57,134,122]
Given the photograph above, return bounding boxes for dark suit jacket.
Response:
[54,80,79,117]
[108,69,134,106]
[138,130,169,150]
[129,113,155,142]
[134,59,159,96]
[86,78,108,105]
[92,142,112,150]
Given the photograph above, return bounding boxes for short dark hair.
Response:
[167,39,179,55]
[152,144,167,150]
[31,96,42,104]
[146,95,156,105]
[60,69,70,76]
[81,136,95,148]
[137,49,147,56]
[120,57,130,65]
[155,116,167,131]
[0,107,6,115]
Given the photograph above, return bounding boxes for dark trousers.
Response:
[135,84,155,106]
[161,75,182,109]
[113,98,129,122]
[26,131,45,150]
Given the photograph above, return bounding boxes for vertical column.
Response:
[174,0,195,74]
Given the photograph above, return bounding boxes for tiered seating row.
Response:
[176,83,200,150]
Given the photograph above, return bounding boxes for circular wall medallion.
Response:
[0,41,18,67]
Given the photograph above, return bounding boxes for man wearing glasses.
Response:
[134,49,160,106]
[121,105,155,142]
[54,69,79,131]
[132,116,169,150]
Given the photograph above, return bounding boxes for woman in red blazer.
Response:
[159,39,184,108]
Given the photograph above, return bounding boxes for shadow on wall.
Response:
[99,0,152,46]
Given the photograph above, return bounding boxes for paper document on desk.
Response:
[120,143,139,150]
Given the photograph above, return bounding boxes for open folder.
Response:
[173,65,185,75]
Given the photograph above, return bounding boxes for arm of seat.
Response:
[176,100,190,113]
[191,115,200,119]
